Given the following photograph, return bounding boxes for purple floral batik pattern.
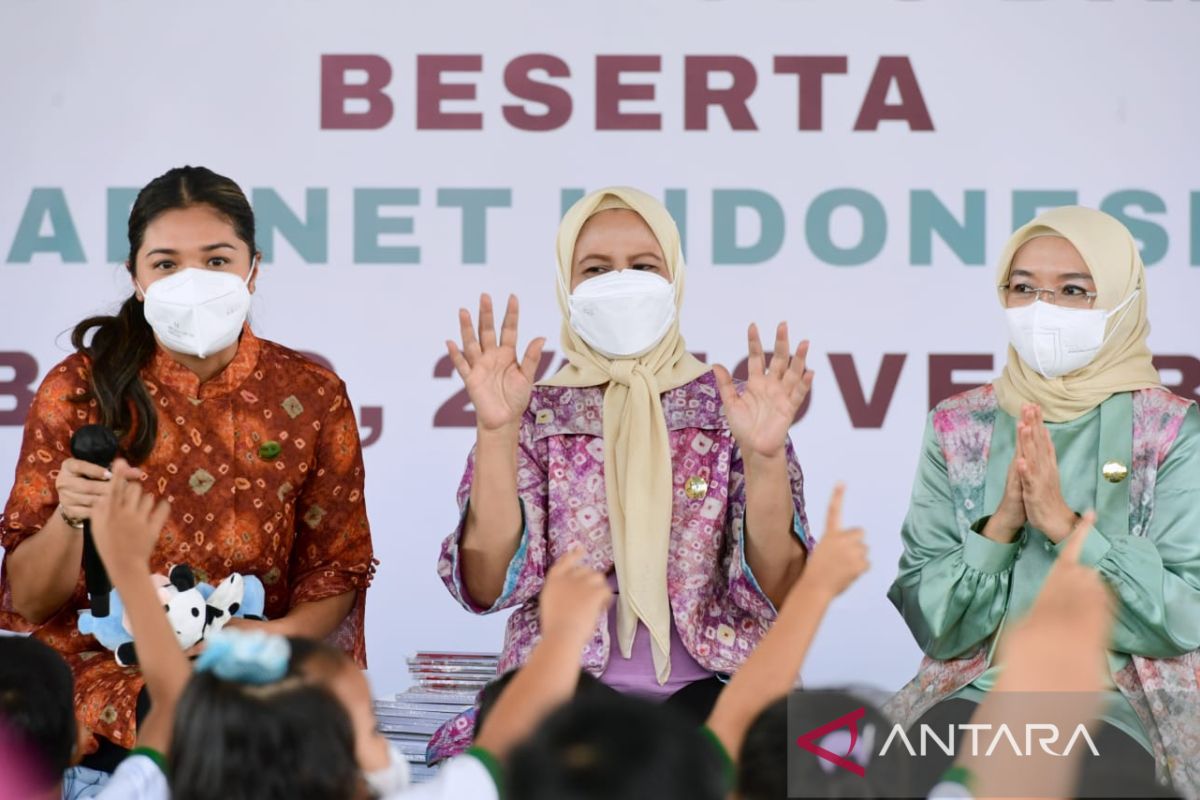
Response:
[428,372,811,762]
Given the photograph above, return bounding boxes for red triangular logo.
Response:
[795,706,867,777]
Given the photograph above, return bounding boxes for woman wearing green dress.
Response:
[887,206,1200,796]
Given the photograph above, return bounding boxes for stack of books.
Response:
[373,652,501,784]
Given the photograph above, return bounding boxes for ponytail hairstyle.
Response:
[70,166,257,464]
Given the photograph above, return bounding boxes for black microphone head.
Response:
[70,425,119,467]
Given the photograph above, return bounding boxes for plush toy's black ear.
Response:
[116,642,139,667]
[206,606,225,627]
[169,564,197,591]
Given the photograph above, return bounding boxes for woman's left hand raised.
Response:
[714,323,814,461]
[1017,404,1078,544]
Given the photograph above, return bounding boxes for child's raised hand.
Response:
[1021,511,1111,645]
[538,549,613,650]
[91,458,170,575]
[797,484,869,601]
[998,511,1113,689]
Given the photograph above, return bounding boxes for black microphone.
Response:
[69,425,119,618]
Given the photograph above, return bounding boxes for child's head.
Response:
[475,667,617,736]
[169,633,364,800]
[0,636,80,798]
[737,696,788,800]
[507,692,726,800]
[739,689,911,800]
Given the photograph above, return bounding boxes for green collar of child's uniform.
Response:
[128,746,169,777]
[699,725,737,794]
[465,746,505,797]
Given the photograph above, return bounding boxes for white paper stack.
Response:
[373,652,501,784]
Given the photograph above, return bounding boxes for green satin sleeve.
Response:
[1054,404,1200,658]
[888,413,1017,660]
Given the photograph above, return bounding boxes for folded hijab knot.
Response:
[608,361,639,387]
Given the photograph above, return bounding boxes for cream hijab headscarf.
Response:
[541,187,709,683]
[993,206,1161,423]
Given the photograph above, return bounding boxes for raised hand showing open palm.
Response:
[447,294,546,433]
[713,323,814,460]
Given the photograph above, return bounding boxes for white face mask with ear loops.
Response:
[1005,290,1138,379]
[566,269,676,358]
[363,741,411,798]
[138,264,256,358]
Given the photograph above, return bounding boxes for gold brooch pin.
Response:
[685,475,709,500]
[1102,460,1129,484]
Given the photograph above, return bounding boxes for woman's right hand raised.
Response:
[55,457,144,523]
[447,294,546,434]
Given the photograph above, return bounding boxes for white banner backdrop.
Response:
[1,0,1198,696]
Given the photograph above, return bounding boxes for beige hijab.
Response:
[541,187,709,683]
[993,206,1161,422]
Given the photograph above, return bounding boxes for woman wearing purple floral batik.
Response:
[888,206,1200,797]
[429,186,814,761]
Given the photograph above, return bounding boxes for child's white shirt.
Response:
[386,753,498,800]
[94,754,168,799]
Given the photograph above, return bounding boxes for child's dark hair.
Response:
[740,689,911,800]
[169,636,359,800]
[475,667,616,737]
[738,696,788,800]
[70,166,257,464]
[507,692,726,800]
[0,636,76,790]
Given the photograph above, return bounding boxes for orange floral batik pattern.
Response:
[0,326,375,750]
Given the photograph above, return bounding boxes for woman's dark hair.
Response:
[507,692,725,800]
[70,166,257,464]
[169,668,359,800]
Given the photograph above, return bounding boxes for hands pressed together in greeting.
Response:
[984,403,1080,544]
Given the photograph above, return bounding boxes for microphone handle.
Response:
[68,424,120,619]
[81,521,111,618]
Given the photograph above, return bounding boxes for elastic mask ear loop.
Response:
[669,244,685,305]
[557,263,571,300]
[1099,289,1139,349]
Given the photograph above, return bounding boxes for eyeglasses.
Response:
[1000,281,1098,309]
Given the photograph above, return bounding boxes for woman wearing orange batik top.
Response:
[0,166,375,767]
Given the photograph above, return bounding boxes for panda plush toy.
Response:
[78,564,266,666]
